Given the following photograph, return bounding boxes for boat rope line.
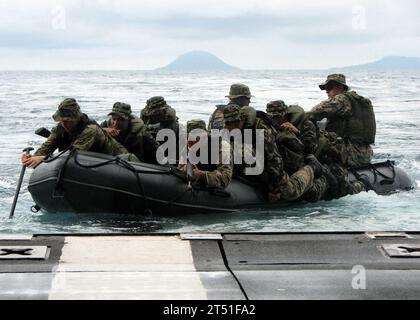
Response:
[53,148,76,198]
[350,160,396,188]
[375,160,397,185]
[43,147,72,164]
[40,150,239,214]
[51,177,236,213]
[72,150,154,215]
[66,150,197,215]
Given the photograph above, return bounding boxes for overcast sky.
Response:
[0,0,419,70]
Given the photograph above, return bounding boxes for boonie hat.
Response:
[108,102,132,120]
[226,84,254,99]
[267,100,288,116]
[52,98,83,122]
[319,74,349,91]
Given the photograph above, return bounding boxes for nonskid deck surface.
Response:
[1,233,420,300]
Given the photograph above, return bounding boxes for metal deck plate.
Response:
[0,234,33,241]
[0,246,48,260]
[382,244,420,258]
[181,234,223,241]
[366,232,412,240]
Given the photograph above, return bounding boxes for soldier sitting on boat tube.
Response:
[21,98,134,169]
[101,102,159,164]
[178,120,233,190]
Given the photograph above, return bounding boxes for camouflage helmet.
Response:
[108,102,132,120]
[52,98,83,122]
[141,96,176,123]
[319,74,349,91]
[187,119,207,133]
[266,100,288,116]
[223,104,244,123]
[226,84,254,99]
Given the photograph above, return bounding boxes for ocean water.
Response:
[0,70,419,234]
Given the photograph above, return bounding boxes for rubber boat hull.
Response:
[28,151,414,215]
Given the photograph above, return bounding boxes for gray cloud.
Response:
[0,0,419,69]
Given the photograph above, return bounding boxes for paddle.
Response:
[186,159,194,189]
[9,147,35,219]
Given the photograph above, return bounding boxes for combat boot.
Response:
[305,154,323,178]
[327,163,349,199]
[321,164,338,191]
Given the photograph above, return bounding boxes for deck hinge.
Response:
[180,233,223,241]
[382,244,420,258]
[366,232,412,240]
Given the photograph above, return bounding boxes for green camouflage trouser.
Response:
[316,131,373,168]
[303,176,329,203]
[323,163,367,200]
[315,131,347,165]
[345,142,373,168]
[278,165,314,201]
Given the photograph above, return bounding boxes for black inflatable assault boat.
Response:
[28,150,414,215]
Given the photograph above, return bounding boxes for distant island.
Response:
[335,56,420,71]
[156,51,240,72]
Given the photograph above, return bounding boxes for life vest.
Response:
[55,115,104,152]
[192,137,220,173]
[287,105,306,130]
[209,105,227,130]
[326,91,376,144]
[123,117,145,152]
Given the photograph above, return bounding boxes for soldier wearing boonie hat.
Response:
[178,119,233,190]
[266,100,288,117]
[141,96,177,123]
[22,98,132,169]
[141,96,179,137]
[310,73,376,168]
[140,96,180,163]
[186,119,208,148]
[52,98,83,122]
[318,74,349,91]
[208,84,254,131]
[108,102,133,120]
[101,102,158,164]
[223,100,323,205]
[225,83,254,100]
[187,119,207,133]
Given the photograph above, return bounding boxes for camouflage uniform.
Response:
[266,101,328,202]
[208,84,253,130]
[35,98,129,158]
[310,74,376,167]
[267,101,311,173]
[101,102,159,163]
[178,120,233,189]
[224,105,315,202]
[141,96,180,163]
